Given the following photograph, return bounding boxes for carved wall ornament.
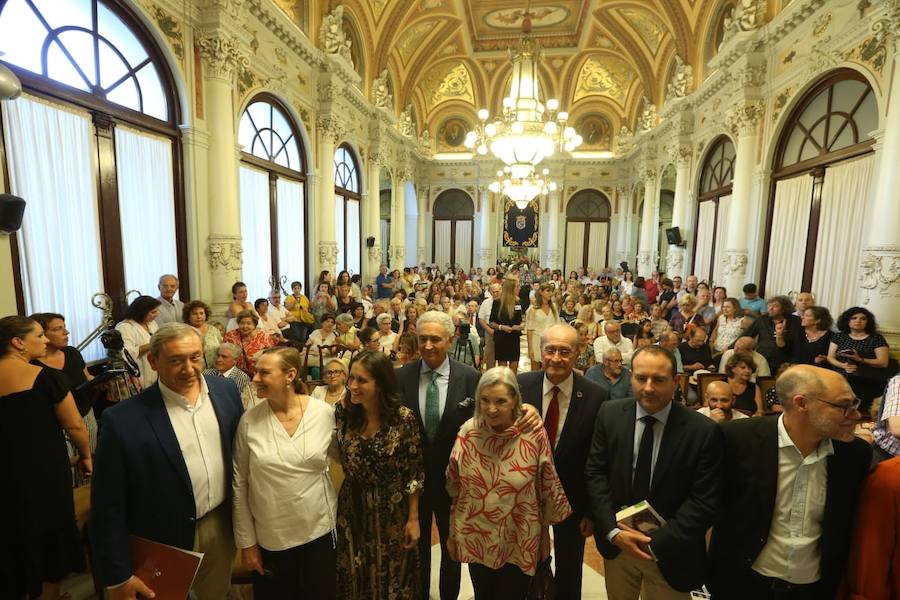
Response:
[418,130,434,156]
[197,33,249,80]
[320,6,353,66]
[666,248,685,273]
[858,249,900,303]
[615,126,634,154]
[199,0,246,20]
[806,37,842,78]
[318,241,340,265]
[420,62,475,110]
[722,0,762,44]
[397,104,416,137]
[871,0,900,47]
[637,251,652,272]
[390,245,407,262]
[638,165,657,184]
[721,252,749,278]
[150,4,184,61]
[740,64,767,88]
[638,97,659,131]
[317,115,347,144]
[665,55,693,101]
[670,144,692,166]
[266,66,288,97]
[367,244,383,262]
[726,101,763,136]
[207,237,243,272]
[372,69,393,111]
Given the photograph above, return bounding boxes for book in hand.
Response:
[129,535,204,599]
[615,500,667,534]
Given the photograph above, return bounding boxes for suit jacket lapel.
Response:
[205,376,234,478]
[619,401,638,502]
[406,359,424,428]
[755,418,779,523]
[650,402,684,497]
[143,384,193,494]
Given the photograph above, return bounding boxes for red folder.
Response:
[129,535,204,599]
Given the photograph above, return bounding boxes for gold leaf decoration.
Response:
[618,8,666,55]
[574,55,637,105]
[420,62,475,111]
[398,21,434,63]
[150,4,183,61]
[371,0,388,21]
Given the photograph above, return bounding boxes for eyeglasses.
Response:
[324,370,345,377]
[542,346,574,358]
[809,396,861,417]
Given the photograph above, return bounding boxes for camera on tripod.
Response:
[100,329,125,351]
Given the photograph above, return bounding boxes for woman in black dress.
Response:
[792,306,833,366]
[827,306,891,414]
[0,316,91,599]
[490,277,524,373]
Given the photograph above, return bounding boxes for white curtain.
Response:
[3,95,105,359]
[380,219,389,266]
[335,195,345,272]
[346,199,361,275]
[565,221,585,274]
[433,220,451,268]
[239,166,272,298]
[115,126,178,297]
[276,178,305,287]
[766,175,814,297]
[811,155,874,315]
[694,201,716,281]
[712,195,732,286]
[587,222,608,270]
[454,220,472,271]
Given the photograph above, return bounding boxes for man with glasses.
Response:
[519,324,608,599]
[708,364,872,600]
[585,348,631,400]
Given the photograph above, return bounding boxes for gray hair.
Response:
[149,322,203,356]
[323,357,348,374]
[474,366,523,420]
[417,310,455,339]
[375,313,394,326]
[775,366,826,410]
[603,348,623,361]
[158,274,178,285]
[335,313,355,327]
[217,342,241,359]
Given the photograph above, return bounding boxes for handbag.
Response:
[527,557,556,600]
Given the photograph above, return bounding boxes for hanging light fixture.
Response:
[488,166,558,210]
[465,8,582,170]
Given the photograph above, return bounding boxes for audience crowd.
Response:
[2,261,899,600]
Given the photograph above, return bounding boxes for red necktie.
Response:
[545,386,560,449]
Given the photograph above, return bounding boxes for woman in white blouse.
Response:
[375,313,397,355]
[114,295,161,390]
[711,297,745,353]
[233,346,337,599]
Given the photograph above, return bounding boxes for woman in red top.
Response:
[223,310,275,376]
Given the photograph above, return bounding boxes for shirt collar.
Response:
[221,366,235,378]
[159,375,208,411]
[421,355,451,378]
[776,414,835,462]
[542,373,574,399]
[636,399,673,425]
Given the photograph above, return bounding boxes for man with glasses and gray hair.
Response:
[708,364,872,600]
[518,323,608,599]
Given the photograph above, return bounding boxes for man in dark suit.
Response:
[397,310,539,599]
[91,323,243,600]
[585,344,723,599]
[708,364,872,599]
[519,323,608,600]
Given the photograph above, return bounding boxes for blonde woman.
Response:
[489,277,524,373]
[574,306,600,343]
[525,284,560,371]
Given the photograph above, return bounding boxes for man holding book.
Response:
[585,345,724,599]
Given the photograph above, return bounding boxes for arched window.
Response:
[334,145,361,275]
[762,69,877,313]
[432,189,474,271]
[565,189,611,273]
[238,94,307,298]
[0,0,182,359]
[693,135,735,284]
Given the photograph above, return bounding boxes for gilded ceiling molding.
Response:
[574,55,638,105]
[617,7,667,55]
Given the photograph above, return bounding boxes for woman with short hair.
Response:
[447,367,570,598]
[223,310,275,376]
[376,313,397,355]
[793,305,833,365]
[115,295,162,389]
[334,313,360,354]
[668,293,704,335]
[725,353,763,416]
[182,300,222,368]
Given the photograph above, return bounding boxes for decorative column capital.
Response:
[197,32,248,81]
[395,167,412,183]
[670,144,692,167]
[369,148,389,168]
[207,235,243,272]
[871,0,900,49]
[721,251,749,279]
[317,115,346,145]
[389,246,406,263]
[638,166,657,185]
[726,101,763,137]
[666,247,685,277]
[367,244,383,262]
[318,241,339,266]
[858,246,900,304]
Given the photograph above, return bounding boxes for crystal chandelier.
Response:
[464,12,582,170]
[489,166,558,210]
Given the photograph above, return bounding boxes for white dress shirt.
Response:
[232,398,338,551]
[419,356,451,420]
[697,406,748,420]
[753,414,833,584]
[478,297,494,326]
[116,319,159,389]
[593,335,634,363]
[159,377,226,519]
[541,373,574,449]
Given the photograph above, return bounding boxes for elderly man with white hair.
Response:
[155,274,184,325]
[593,320,634,364]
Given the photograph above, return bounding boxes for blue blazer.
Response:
[90,375,243,587]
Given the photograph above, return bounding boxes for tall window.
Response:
[692,135,735,284]
[564,189,611,274]
[432,189,474,271]
[334,145,361,275]
[0,0,183,359]
[238,95,307,298]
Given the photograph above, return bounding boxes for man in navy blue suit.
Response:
[519,323,609,600]
[91,323,243,600]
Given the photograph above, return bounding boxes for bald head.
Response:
[541,323,578,349]
[734,336,756,353]
[776,365,849,411]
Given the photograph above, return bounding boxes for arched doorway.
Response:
[564,189,611,274]
[762,68,877,313]
[692,135,735,284]
[432,189,474,271]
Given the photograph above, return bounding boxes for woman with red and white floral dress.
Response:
[446,367,571,599]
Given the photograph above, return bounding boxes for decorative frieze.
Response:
[207,236,243,272]
[859,246,900,303]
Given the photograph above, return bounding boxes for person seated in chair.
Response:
[698,380,749,422]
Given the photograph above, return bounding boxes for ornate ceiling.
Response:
[277,1,764,153]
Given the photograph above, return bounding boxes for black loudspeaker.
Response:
[665,226,683,246]
[365,236,375,247]
[0,194,25,233]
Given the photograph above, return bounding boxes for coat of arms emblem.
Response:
[515,214,526,230]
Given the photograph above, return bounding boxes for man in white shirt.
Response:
[155,274,184,325]
[698,380,748,422]
[708,365,872,599]
[478,283,501,369]
[593,321,634,364]
[718,336,771,381]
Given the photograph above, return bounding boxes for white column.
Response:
[417,186,428,267]
[859,38,900,345]
[543,190,561,270]
[722,101,762,294]
[477,187,495,268]
[365,155,382,282]
[637,167,658,277]
[316,116,343,275]
[197,34,245,307]
[390,170,408,267]
[667,146,692,279]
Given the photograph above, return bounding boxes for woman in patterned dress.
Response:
[334,350,424,599]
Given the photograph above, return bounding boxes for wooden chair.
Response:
[756,375,776,403]
[677,372,691,406]
[696,372,728,407]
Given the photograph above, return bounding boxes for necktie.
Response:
[631,415,656,504]
[425,370,440,440]
[544,386,560,449]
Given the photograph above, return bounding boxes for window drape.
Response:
[433,221,452,268]
[766,175,814,297]
[712,195,732,286]
[115,125,178,297]
[239,165,273,298]
[346,199,360,275]
[380,219,389,266]
[811,155,873,315]
[565,222,585,274]
[275,178,304,286]
[2,94,105,359]
[454,220,472,271]
[694,201,716,282]
[335,196,345,272]
[587,222,609,271]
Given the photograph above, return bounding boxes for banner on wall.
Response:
[502,199,539,248]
